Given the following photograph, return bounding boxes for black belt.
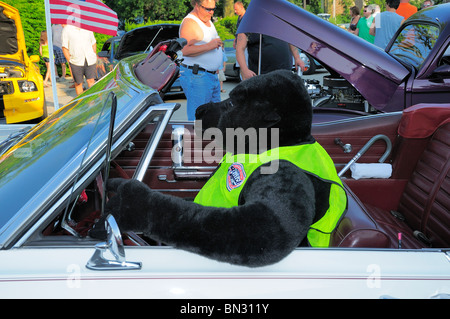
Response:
[181,63,216,75]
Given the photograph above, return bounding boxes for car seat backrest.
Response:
[397,122,450,247]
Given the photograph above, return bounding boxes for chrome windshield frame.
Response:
[11,103,180,249]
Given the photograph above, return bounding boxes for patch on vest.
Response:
[226,162,246,191]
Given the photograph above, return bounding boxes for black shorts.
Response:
[70,60,96,84]
[53,46,67,64]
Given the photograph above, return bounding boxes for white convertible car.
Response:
[1,2,449,299]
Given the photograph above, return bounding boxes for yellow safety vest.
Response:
[194,142,347,247]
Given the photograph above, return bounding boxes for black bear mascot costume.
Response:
[103,70,347,267]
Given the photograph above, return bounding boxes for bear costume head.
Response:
[195,69,313,151]
[102,69,345,267]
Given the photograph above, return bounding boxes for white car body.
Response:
[2,247,449,298]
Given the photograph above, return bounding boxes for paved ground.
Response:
[165,80,238,121]
[43,76,78,116]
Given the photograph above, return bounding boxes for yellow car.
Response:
[0,1,45,124]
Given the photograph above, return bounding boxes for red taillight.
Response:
[147,41,171,59]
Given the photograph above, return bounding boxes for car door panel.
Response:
[1,247,449,298]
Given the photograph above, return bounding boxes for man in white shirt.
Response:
[179,0,223,121]
[62,24,97,95]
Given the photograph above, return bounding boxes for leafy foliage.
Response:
[124,20,182,32]
[104,0,191,25]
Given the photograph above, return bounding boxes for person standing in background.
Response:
[370,0,405,49]
[234,1,246,46]
[62,24,97,96]
[235,32,304,81]
[396,0,418,19]
[348,6,361,34]
[233,1,247,77]
[39,31,51,87]
[179,0,223,121]
[355,5,376,43]
[51,24,67,81]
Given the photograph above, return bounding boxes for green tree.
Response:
[223,0,235,17]
[289,0,321,14]
[103,0,146,24]
[104,0,191,24]
[143,0,191,21]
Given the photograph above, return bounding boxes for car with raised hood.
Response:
[97,24,183,96]
[223,39,240,80]
[0,1,45,124]
[237,0,450,116]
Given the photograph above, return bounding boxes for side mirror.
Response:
[97,51,110,58]
[86,215,142,271]
[432,64,450,77]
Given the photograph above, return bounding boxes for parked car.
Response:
[0,1,45,124]
[97,24,183,96]
[0,36,449,298]
[223,39,240,80]
[95,34,123,76]
[238,0,450,115]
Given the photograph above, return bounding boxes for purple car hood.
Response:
[237,0,411,111]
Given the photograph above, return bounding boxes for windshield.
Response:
[0,70,143,230]
[388,23,440,70]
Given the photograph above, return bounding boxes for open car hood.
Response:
[115,24,180,60]
[0,2,28,65]
[237,0,411,111]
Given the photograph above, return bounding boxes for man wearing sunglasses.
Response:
[179,0,224,121]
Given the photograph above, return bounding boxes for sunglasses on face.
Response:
[200,4,216,12]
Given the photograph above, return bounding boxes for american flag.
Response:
[49,0,118,36]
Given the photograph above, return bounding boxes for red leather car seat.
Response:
[332,104,450,248]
